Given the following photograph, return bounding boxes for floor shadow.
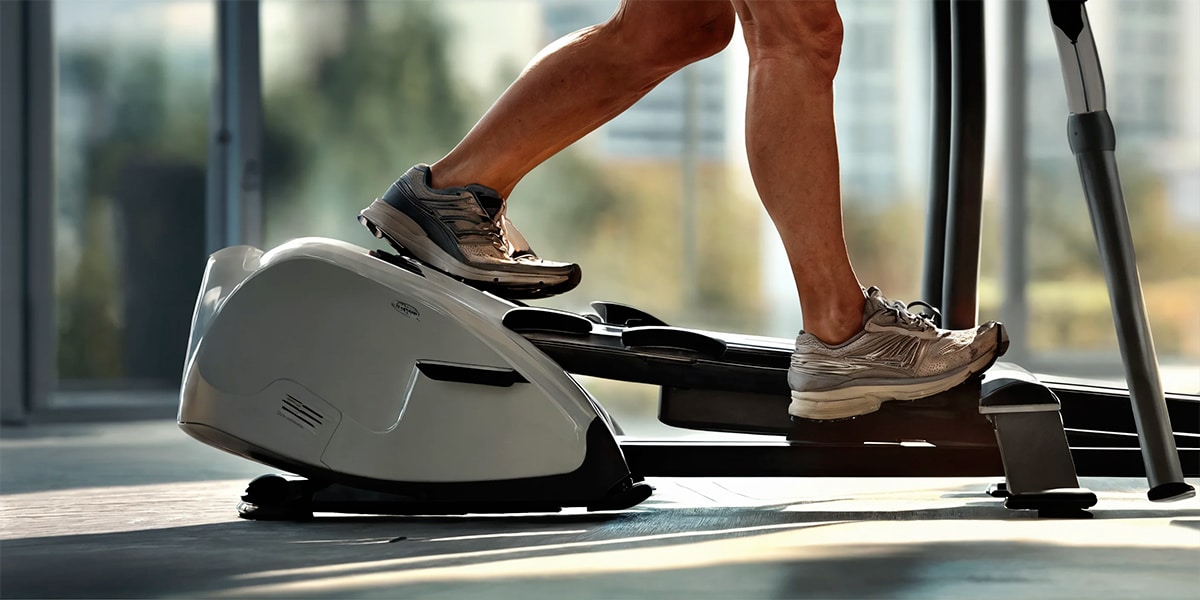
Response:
[4,513,1197,599]
[1169,518,1200,532]
[0,507,840,598]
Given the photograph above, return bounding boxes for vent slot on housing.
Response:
[280,394,326,430]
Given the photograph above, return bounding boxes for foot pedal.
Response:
[368,249,424,277]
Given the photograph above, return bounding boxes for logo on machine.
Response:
[392,300,421,320]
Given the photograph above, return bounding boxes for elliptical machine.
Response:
[177,235,1100,519]
[178,0,1195,520]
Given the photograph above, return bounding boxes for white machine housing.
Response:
[179,237,631,500]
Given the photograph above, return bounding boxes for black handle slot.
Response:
[416,360,529,387]
[502,306,594,335]
[621,327,727,360]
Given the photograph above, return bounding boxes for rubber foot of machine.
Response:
[986,482,1010,498]
[986,482,1097,518]
[234,473,654,520]
[237,474,318,521]
[588,480,654,511]
[1147,482,1196,503]
[1004,489,1097,519]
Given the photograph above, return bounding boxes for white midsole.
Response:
[788,350,997,420]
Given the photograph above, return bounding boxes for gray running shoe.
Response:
[358,164,581,298]
[788,286,1008,420]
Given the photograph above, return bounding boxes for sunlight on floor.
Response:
[215,517,1200,597]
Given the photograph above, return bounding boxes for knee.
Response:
[604,2,736,74]
[739,0,844,82]
[664,7,738,66]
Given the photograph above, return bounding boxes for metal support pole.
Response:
[1046,0,1192,501]
[1001,0,1030,361]
[207,0,264,253]
[942,0,987,330]
[922,0,952,310]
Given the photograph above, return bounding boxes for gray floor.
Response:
[2,420,1198,599]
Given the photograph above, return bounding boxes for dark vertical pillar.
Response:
[27,1,56,412]
[942,0,987,330]
[114,162,207,384]
[0,1,54,420]
[0,1,29,422]
[922,0,952,311]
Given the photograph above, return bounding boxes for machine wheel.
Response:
[237,474,321,521]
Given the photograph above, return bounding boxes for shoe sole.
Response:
[788,323,1010,421]
[359,200,581,299]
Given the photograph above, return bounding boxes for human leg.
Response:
[433,0,737,198]
[730,0,1005,419]
[730,0,862,345]
[360,0,735,297]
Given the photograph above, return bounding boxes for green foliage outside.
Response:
[987,157,1198,362]
[260,4,631,248]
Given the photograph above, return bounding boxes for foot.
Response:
[358,164,581,298]
[788,286,1008,420]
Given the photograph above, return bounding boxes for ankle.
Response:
[426,162,462,191]
[428,161,516,199]
[803,293,865,345]
[805,319,860,347]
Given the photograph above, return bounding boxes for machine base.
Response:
[237,473,655,521]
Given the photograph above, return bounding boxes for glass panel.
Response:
[979,0,1200,395]
[54,0,213,403]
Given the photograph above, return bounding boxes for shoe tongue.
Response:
[863,287,898,324]
[862,287,884,311]
[466,185,504,219]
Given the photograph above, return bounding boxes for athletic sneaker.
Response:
[788,286,1008,420]
[358,164,581,298]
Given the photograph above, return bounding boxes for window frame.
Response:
[1,0,55,422]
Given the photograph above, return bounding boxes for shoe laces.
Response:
[472,190,513,253]
[467,188,548,263]
[483,216,510,253]
[868,287,940,331]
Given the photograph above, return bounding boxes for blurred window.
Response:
[54,0,213,405]
[980,0,1199,395]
